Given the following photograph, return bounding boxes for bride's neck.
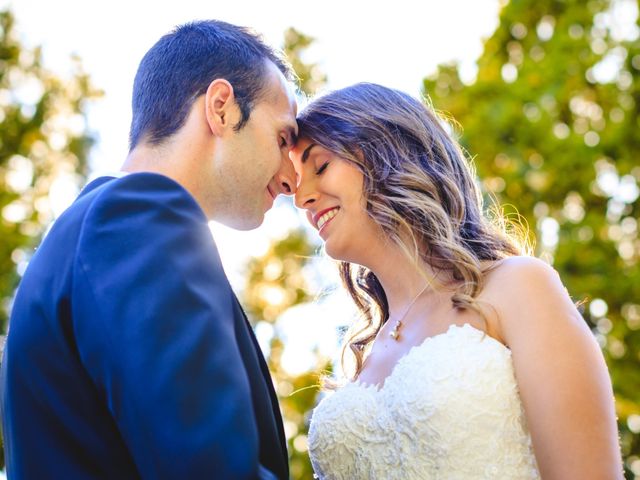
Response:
[364,244,449,319]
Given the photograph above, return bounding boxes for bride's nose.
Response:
[294,180,318,209]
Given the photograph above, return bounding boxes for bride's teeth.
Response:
[317,208,338,230]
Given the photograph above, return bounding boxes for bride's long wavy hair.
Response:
[296,83,531,381]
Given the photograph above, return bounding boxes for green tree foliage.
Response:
[0,9,101,332]
[283,27,327,97]
[240,29,329,480]
[423,0,639,476]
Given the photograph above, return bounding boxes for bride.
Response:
[289,83,622,479]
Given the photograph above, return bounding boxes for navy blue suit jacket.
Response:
[0,173,288,479]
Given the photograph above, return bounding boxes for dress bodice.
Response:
[308,323,541,479]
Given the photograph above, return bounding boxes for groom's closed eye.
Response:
[281,126,297,149]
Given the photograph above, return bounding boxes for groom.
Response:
[0,20,298,479]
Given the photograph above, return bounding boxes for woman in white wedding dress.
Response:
[289,83,622,479]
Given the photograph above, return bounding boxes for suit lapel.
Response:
[232,296,289,476]
[206,232,288,470]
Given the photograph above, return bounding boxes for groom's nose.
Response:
[274,155,297,196]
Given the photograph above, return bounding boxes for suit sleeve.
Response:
[72,173,274,479]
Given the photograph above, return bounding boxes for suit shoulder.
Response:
[95,172,198,204]
[87,172,207,223]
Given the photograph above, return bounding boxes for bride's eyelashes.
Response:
[316,161,330,175]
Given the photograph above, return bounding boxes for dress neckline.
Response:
[352,323,509,393]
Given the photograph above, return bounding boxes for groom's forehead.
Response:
[262,72,297,114]
[260,82,299,137]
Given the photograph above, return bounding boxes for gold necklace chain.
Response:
[388,283,430,341]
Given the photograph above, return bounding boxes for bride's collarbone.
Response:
[357,325,447,387]
[358,310,493,387]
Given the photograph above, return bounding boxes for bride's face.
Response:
[290,138,384,264]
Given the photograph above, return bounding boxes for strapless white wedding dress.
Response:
[308,323,541,479]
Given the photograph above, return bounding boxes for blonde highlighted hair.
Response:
[297,83,531,380]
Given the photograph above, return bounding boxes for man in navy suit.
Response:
[1,20,298,479]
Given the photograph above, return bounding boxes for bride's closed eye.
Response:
[316,162,330,175]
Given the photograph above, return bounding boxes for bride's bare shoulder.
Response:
[479,256,580,342]
[483,255,561,291]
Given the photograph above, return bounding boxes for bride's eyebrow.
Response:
[301,144,317,163]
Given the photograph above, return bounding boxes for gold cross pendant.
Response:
[389,320,402,341]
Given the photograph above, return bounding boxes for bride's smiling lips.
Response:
[312,206,340,231]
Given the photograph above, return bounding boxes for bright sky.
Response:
[4,0,504,374]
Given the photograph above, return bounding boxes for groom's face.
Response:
[213,63,298,230]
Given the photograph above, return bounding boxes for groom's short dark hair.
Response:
[129,19,291,150]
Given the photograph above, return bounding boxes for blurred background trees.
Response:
[1,0,639,477]
[0,10,100,332]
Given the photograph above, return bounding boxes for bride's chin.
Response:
[322,241,340,260]
[323,241,353,264]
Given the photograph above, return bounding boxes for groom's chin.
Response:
[217,212,265,232]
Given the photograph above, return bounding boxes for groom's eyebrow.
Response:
[301,144,317,163]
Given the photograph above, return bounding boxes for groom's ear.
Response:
[204,79,237,136]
